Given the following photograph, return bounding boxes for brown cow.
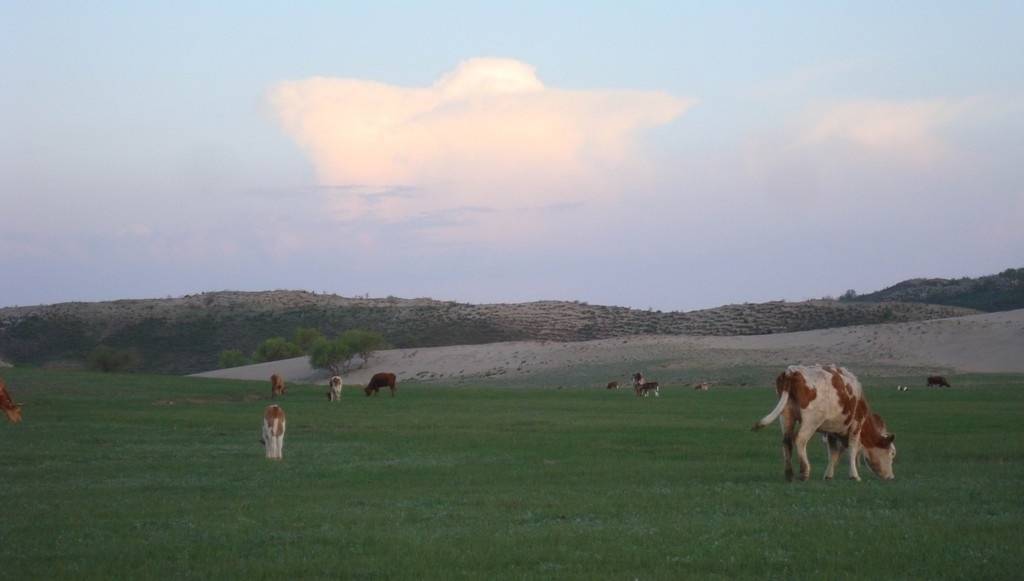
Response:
[327,376,343,402]
[927,375,951,388]
[270,373,286,398]
[606,381,620,390]
[0,378,23,423]
[752,364,896,481]
[261,405,286,460]
[631,371,644,396]
[364,372,397,397]
[694,381,710,391]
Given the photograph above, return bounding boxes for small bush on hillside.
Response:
[88,346,139,373]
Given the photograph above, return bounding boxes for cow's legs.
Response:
[846,432,863,481]
[780,414,796,481]
[823,435,844,480]
[794,425,818,481]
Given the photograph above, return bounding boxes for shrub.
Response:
[251,337,303,363]
[218,349,249,369]
[88,346,139,373]
[290,327,325,354]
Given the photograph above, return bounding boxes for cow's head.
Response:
[863,433,896,479]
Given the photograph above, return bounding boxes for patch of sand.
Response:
[191,309,1024,385]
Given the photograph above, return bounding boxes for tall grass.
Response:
[1,368,1021,579]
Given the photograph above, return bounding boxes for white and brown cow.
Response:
[327,376,343,402]
[639,381,660,397]
[0,378,23,423]
[261,405,286,460]
[752,364,895,481]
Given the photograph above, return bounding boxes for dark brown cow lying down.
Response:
[364,372,397,397]
[752,364,896,481]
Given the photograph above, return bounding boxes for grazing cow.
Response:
[0,378,23,424]
[261,405,286,460]
[694,382,710,391]
[927,375,951,388]
[606,381,620,390]
[327,376,343,402]
[751,364,896,481]
[631,371,644,396]
[639,381,660,397]
[270,373,286,398]
[364,372,397,397]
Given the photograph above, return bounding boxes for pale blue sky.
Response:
[2,2,1022,311]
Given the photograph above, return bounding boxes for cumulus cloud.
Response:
[266,58,695,225]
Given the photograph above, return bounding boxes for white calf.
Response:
[328,376,343,401]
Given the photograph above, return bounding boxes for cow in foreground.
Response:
[270,373,286,398]
[927,375,951,388]
[327,376,343,402]
[261,405,286,460]
[0,378,23,423]
[751,364,895,481]
[364,372,397,397]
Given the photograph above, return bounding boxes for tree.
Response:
[291,327,325,354]
[309,337,353,376]
[251,337,303,363]
[308,330,390,375]
[218,348,249,369]
[341,329,389,367]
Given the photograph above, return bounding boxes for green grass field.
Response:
[1,368,1022,579]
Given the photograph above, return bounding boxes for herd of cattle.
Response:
[1,367,956,480]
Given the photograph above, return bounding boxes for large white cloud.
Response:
[266,58,695,225]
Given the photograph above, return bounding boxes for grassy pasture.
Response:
[1,368,1022,579]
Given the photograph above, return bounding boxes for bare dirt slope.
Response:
[192,309,1024,386]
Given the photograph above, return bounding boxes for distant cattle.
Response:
[328,376,343,402]
[752,364,896,481]
[0,378,23,424]
[606,381,620,390]
[270,374,286,398]
[261,405,286,460]
[694,382,710,391]
[896,385,910,392]
[364,372,397,397]
[927,375,951,388]
[639,381,660,397]
[631,371,644,396]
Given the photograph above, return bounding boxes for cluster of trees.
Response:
[219,327,389,376]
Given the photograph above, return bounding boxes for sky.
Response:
[3,2,1022,312]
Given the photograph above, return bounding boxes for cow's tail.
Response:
[751,392,788,432]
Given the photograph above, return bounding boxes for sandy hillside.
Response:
[191,309,1024,386]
